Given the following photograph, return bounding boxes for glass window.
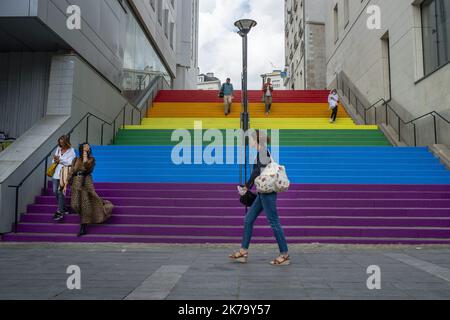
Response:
[122,0,171,103]
[422,0,450,75]
[334,4,339,43]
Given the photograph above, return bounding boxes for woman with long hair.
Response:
[70,143,113,237]
[52,135,76,222]
[229,130,290,266]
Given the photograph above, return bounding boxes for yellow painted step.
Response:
[148,102,349,118]
[125,118,379,130]
[141,118,357,125]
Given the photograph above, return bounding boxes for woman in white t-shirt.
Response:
[328,89,339,123]
[52,135,76,221]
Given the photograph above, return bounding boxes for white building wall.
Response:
[285,0,327,90]
[173,0,199,89]
[263,71,287,90]
[325,0,450,119]
[197,82,221,90]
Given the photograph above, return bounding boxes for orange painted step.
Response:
[147,102,349,118]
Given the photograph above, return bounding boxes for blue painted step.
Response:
[85,146,450,184]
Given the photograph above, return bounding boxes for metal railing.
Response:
[337,72,450,147]
[7,75,166,233]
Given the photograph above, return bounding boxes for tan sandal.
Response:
[270,255,291,266]
[229,250,248,263]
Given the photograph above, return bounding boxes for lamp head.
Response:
[234,19,257,36]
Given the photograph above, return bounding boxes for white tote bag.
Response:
[255,157,290,194]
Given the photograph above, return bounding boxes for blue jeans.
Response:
[52,179,66,213]
[241,193,289,254]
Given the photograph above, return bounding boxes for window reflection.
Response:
[422,0,450,75]
[122,1,171,103]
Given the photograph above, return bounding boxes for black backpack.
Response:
[218,84,225,98]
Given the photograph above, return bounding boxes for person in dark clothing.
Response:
[229,130,290,266]
[70,143,113,237]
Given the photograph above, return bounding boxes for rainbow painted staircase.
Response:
[3,90,450,244]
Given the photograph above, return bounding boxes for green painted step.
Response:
[114,129,392,146]
[114,141,391,146]
[116,129,387,136]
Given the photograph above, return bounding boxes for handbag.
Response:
[219,85,225,98]
[47,148,61,178]
[240,190,257,207]
[255,157,290,194]
[46,163,58,177]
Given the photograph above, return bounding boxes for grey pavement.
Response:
[0,243,450,300]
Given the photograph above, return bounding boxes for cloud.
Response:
[198,0,285,90]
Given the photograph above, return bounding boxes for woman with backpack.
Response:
[229,130,290,266]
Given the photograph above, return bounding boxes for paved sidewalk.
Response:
[1,243,450,300]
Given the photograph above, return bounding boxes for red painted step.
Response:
[154,90,331,103]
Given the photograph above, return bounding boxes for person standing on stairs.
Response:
[263,78,274,116]
[229,130,290,266]
[52,135,76,222]
[220,78,234,116]
[69,143,114,237]
[328,89,339,123]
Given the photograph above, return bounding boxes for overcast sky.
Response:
[198,0,285,90]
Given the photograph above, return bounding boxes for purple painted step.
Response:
[20,214,450,228]
[14,223,450,239]
[5,233,450,245]
[45,189,450,199]
[26,204,450,217]
[34,195,450,208]
[3,182,450,245]
[46,182,450,192]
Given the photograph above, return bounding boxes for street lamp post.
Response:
[234,19,257,187]
[235,19,257,131]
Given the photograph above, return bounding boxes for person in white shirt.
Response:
[328,89,339,123]
[262,78,274,116]
[52,135,76,221]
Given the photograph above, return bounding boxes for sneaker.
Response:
[53,212,64,222]
[329,119,334,123]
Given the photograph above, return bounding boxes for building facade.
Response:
[262,70,287,90]
[0,0,199,139]
[284,0,327,90]
[325,0,450,119]
[173,0,200,89]
[0,0,199,232]
[197,73,221,90]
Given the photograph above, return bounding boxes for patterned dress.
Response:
[70,157,113,224]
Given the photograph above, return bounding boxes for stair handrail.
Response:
[337,71,450,147]
[383,102,450,146]
[134,75,166,119]
[6,96,146,233]
[7,110,115,233]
